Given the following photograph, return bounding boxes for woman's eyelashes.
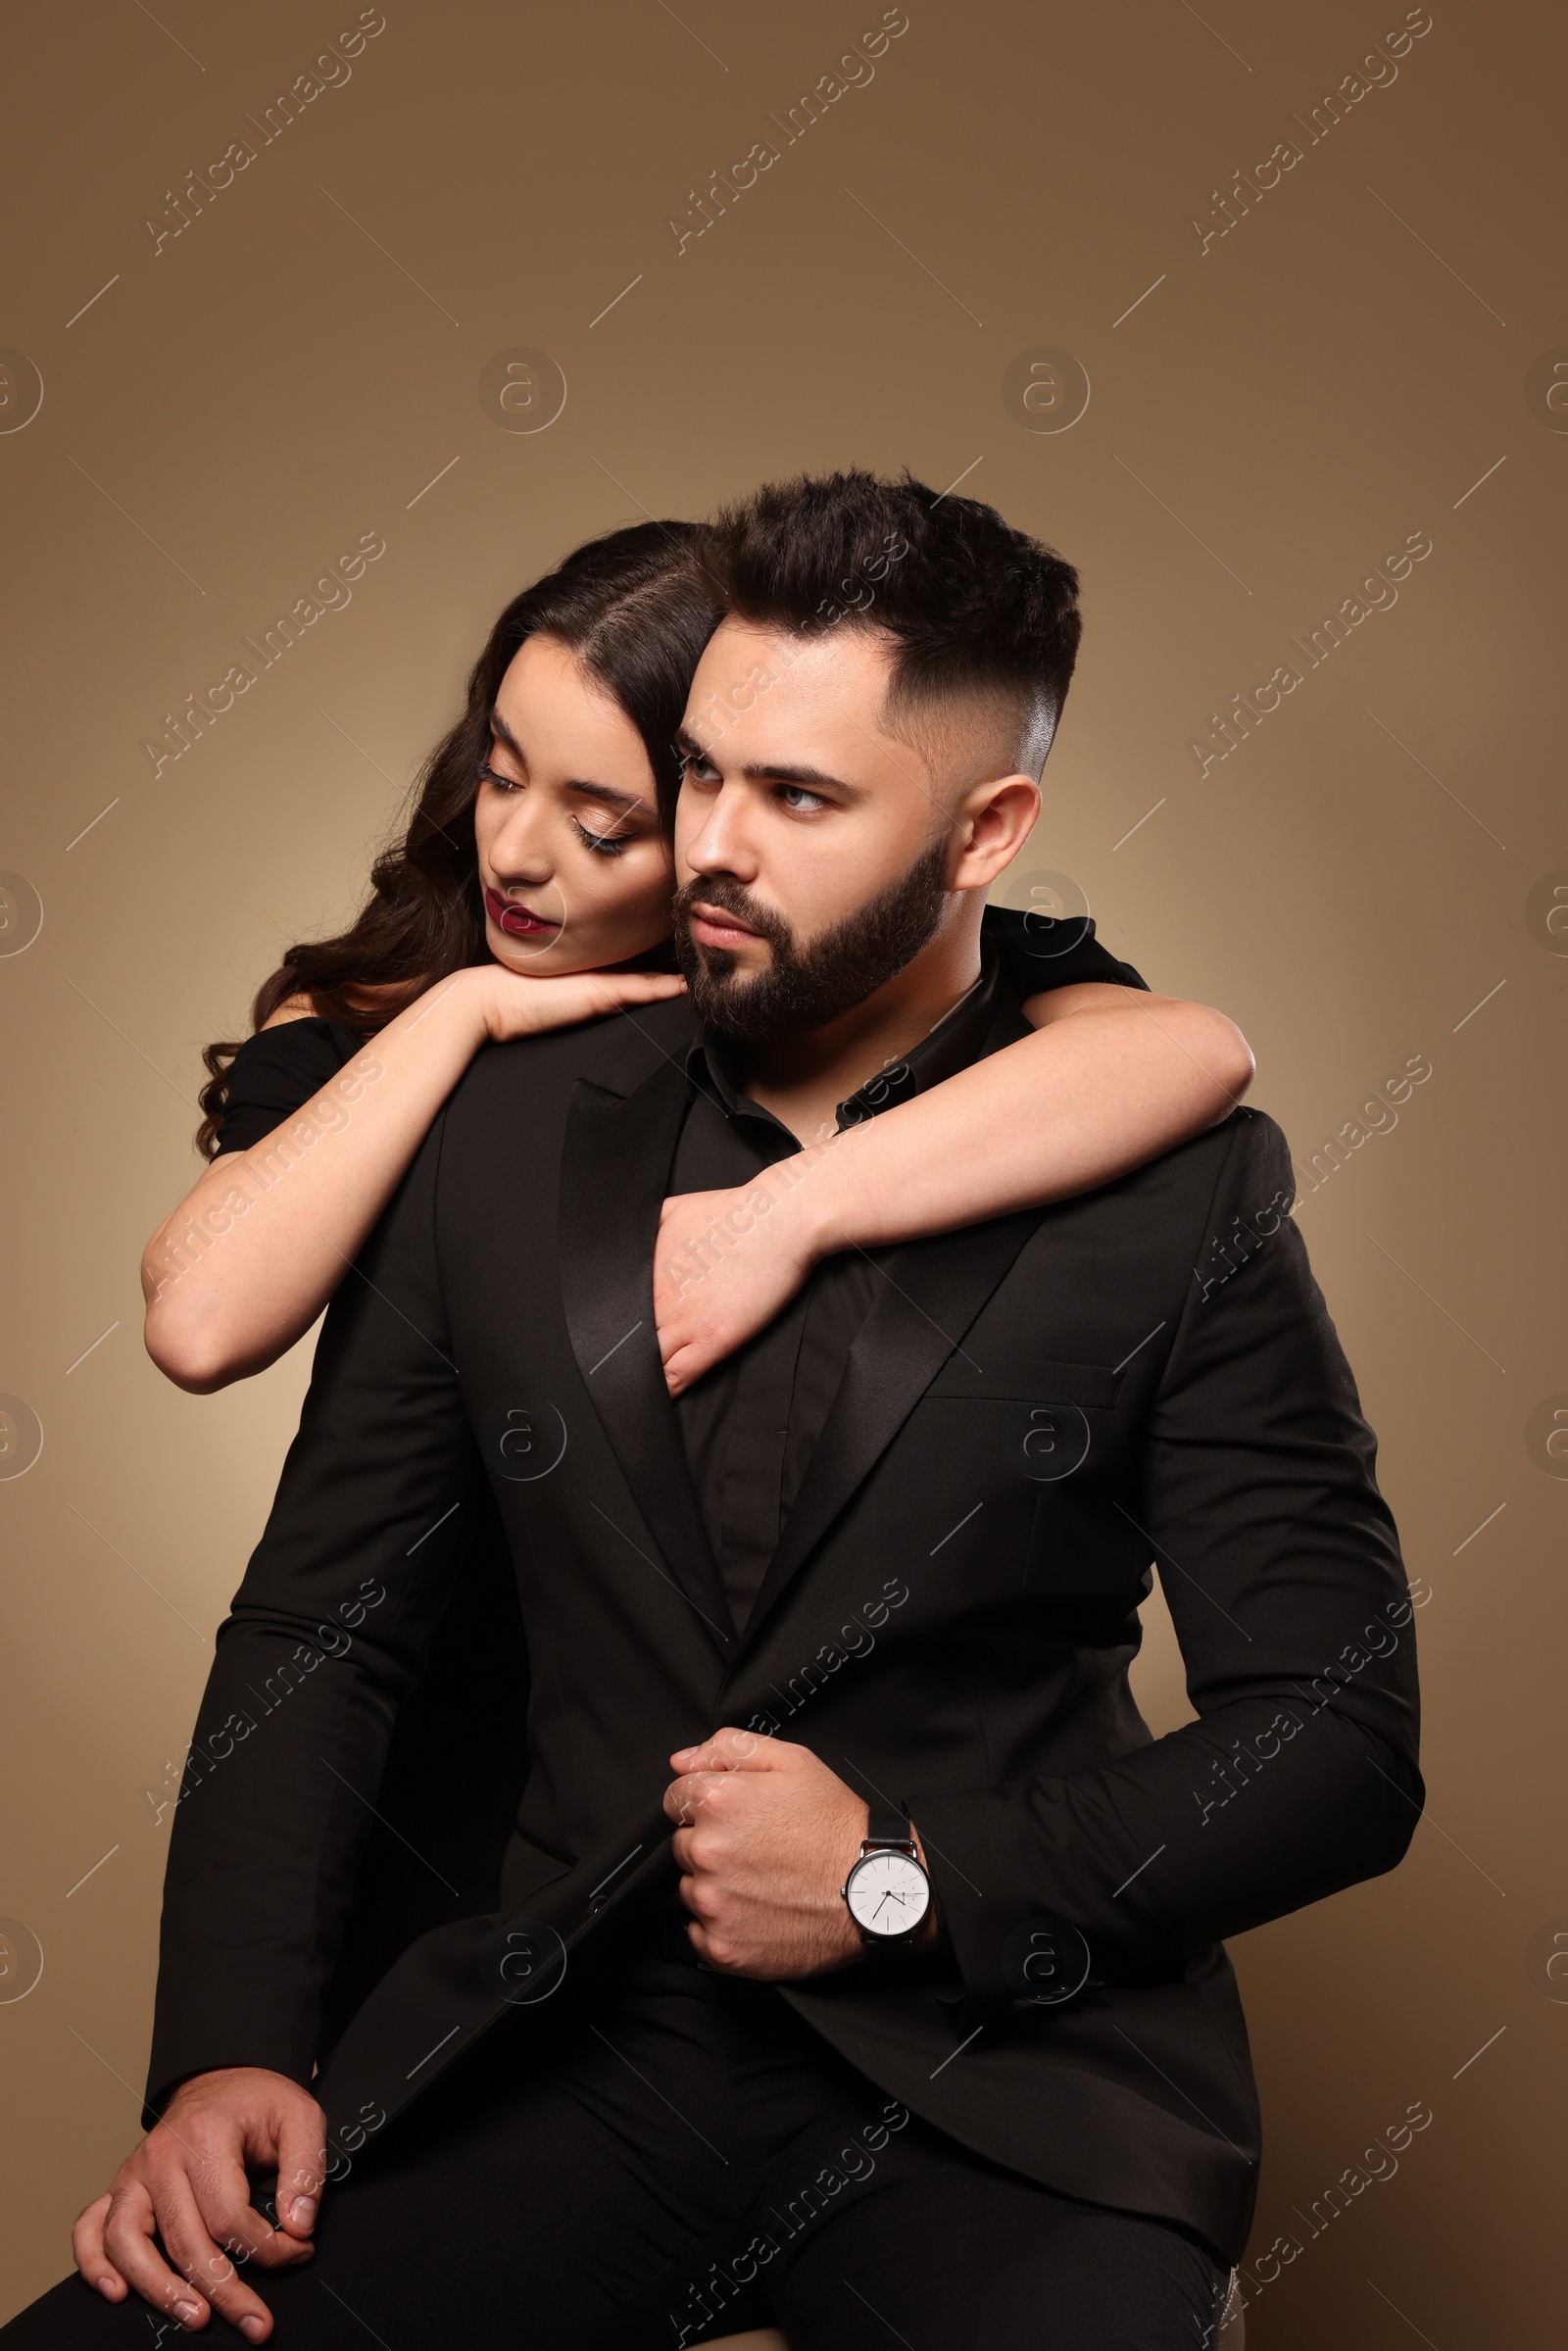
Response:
[571,815,630,857]
[480,760,633,856]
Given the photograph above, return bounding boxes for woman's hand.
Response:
[650,987,1255,1399]
[654,1173,826,1396]
[468,963,685,1044]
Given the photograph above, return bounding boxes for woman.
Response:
[141,520,1251,1395]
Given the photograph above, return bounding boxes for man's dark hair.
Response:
[700,468,1081,785]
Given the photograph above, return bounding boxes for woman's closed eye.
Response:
[478,759,521,794]
[572,815,631,857]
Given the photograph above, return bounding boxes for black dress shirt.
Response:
[671,950,1004,1636]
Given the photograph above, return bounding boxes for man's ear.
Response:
[948,774,1042,892]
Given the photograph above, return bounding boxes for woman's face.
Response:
[473,632,674,976]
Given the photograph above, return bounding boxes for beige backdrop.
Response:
[2,0,1564,2336]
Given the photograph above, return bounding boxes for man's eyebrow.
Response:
[675,727,862,801]
[488,709,648,814]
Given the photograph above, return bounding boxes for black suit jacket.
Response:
[147,987,1421,2262]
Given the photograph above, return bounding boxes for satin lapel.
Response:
[557,1065,734,1661]
[733,1209,1044,1659]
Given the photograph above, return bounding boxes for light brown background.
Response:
[2,0,1563,2336]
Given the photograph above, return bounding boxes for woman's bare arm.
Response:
[143,963,684,1393]
[654,984,1253,1394]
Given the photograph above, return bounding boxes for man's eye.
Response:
[779,784,827,812]
[675,746,719,783]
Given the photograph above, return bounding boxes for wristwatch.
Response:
[843,1809,931,1945]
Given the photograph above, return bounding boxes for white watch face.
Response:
[847,1849,929,1937]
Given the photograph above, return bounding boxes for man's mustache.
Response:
[671,875,792,954]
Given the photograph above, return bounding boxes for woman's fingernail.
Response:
[291,2196,317,2229]
[172,2300,202,2327]
[240,2318,268,2343]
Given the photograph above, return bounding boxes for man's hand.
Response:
[72,2067,325,2339]
[663,1728,935,1976]
[654,1180,821,1396]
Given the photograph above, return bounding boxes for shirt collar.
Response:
[685,940,1003,1139]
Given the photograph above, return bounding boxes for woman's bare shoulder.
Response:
[261,995,319,1029]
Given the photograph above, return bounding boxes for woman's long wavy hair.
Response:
[196,520,720,1155]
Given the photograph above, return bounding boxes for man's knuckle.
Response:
[148,2199,195,2261]
[101,2205,148,2261]
[202,2196,250,2246]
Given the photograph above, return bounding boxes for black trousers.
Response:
[5,1950,1231,2350]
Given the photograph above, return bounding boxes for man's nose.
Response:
[683,783,759,881]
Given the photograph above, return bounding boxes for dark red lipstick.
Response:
[484,886,560,939]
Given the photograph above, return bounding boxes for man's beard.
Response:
[672,833,953,1045]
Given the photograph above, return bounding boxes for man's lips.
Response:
[688,904,764,950]
[484,886,560,939]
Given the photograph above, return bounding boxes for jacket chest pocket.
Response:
[923,1357,1143,1606]
[924,1355,1120,1481]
